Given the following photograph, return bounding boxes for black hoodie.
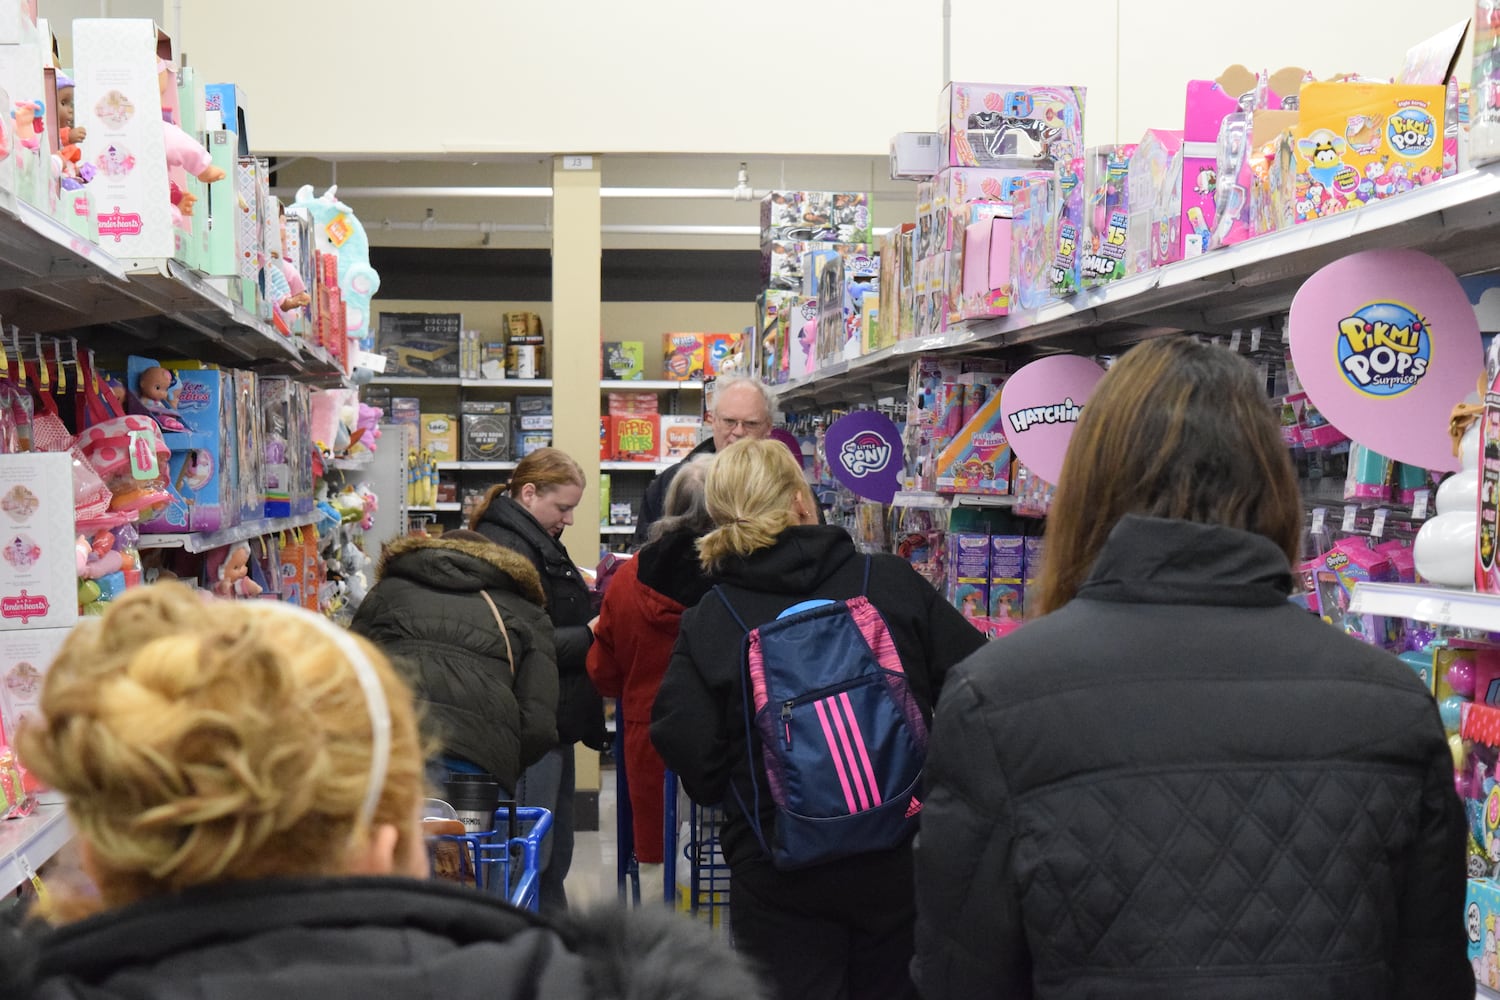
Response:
[650,525,986,867]
[6,877,771,1000]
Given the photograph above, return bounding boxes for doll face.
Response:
[57,86,74,129]
[223,547,249,580]
[139,367,172,402]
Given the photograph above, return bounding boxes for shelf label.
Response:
[1413,489,1431,520]
[1341,505,1358,533]
[17,854,47,901]
[1311,507,1327,534]
[1371,508,1388,538]
[563,155,594,170]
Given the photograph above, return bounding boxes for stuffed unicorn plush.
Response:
[289,184,381,353]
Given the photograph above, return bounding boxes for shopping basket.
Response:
[426,802,553,911]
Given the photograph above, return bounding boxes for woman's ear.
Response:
[343,823,401,876]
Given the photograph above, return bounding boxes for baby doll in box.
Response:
[157,60,224,223]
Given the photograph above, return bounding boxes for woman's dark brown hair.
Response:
[1036,337,1302,615]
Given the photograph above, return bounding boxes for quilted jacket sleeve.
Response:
[650,607,731,806]
[913,670,1031,1000]
[1394,739,1476,999]
[513,607,560,770]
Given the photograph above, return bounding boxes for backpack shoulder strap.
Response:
[477,590,516,676]
[861,555,873,597]
[712,584,753,633]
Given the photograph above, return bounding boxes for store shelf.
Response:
[137,510,327,555]
[773,163,1500,407]
[890,490,1018,509]
[600,524,637,535]
[600,379,704,391]
[1348,582,1500,633]
[0,804,72,896]
[369,376,553,389]
[371,375,462,386]
[329,455,375,471]
[436,461,517,471]
[410,503,463,513]
[601,461,672,473]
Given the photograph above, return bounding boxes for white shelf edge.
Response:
[368,377,554,388]
[600,524,637,534]
[14,200,128,280]
[1348,582,1500,632]
[601,461,672,472]
[137,510,326,554]
[410,503,463,513]
[436,461,518,471]
[600,379,704,391]
[0,804,72,896]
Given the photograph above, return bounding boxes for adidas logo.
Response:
[905,796,922,818]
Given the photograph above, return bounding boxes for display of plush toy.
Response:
[158,60,224,224]
[290,184,381,352]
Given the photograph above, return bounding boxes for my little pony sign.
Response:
[825,411,903,503]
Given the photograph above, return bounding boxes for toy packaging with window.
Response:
[1010,175,1059,310]
[1312,538,1401,649]
[1080,144,1134,287]
[1049,159,1085,297]
[0,453,76,631]
[1292,81,1447,222]
[990,535,1025,621]
[946,532,989,616]
[938,82,1085,169]
[136,366,239,534]
[1126,129,1183,274]
[0,12,49,211]
[936,387,1012,495]
[957,207,1012,321]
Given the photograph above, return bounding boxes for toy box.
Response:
[815,254,846,364]
[1467,878,1500,989]
[1080,145,1134,287]
[663,333,705,381]
[1313,538,1401,648]
[919,167,1051,262]
[938,82,1085,169]
[74,19,180,256]
[762,240,872,291]
[260,376,313,518]
[760,190,871,244]
[841,255,880,360]
[605,391,658,416]
[1010,175,1058,311]
[604,414,660,462]
[232,370,263,524]
[1177,74,1251,261]
[769,292,818,381]
[1049,160,1085,296]
[461,402,511,463]
[936,388,1012,495]
[990,535,1025,621]
[419,412,459,462]
[0,453,76,631]
[0,16,48,210]
[1291,81,1447,222]
[233,156,265,311]
[138,367,238,534]
[378,312,462,378]
[602,340,645,380]
[659,415,702,459]
[946,532,990,605]
[1126,129,1183,275]
[0,625,68,794]
[704,332,742,377]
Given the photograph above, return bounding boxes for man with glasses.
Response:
[632,375,774,546]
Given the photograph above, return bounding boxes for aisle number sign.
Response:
[1288,248,1481,472]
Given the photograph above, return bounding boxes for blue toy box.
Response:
[133,364,238,534]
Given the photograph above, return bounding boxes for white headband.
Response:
[253,602,392,832]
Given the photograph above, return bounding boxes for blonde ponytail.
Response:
[697,438,810,572]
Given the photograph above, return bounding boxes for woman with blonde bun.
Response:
[1,584,768,1000]
[651,438,984,1000]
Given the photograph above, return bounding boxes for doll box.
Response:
[938,82,1086,169]
[0,625,67,799]
[1126,128,1183,275]
[0,18,49,210]
[0,1,36,45]
[0,453,77,631]
[919,166,1052,261]
[1010,175,1059,312]
[936,387,1012,495]
[1291,82,1447,223]
[1080,144,1134,287]
[1467,877,1500,990]
[139,368,238,534]
[1049,160,1085,297]
[73,19,175,258]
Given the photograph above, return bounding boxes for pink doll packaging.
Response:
[1080,145,1134,287]
[1176,75,1248,261]
[1010,175,1058,311]
[938,83,1086,169]
[1313,538,1401,649]
[958,211,1013,321]
[1126,129,1183,275]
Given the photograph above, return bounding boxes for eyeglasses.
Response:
[715,417,768,433]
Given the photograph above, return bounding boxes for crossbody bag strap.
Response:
[477,590,516,677]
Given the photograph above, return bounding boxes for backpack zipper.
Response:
[775,674,884,749]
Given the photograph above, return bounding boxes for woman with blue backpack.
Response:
[652,438,985,1000]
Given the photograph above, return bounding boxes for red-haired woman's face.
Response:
[518,482,582,537]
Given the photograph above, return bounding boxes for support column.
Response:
[551,155,604,828]
[551,154,601,569]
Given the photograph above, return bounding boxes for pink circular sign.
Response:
[999,354,1106,486]
[1288,248,1480,472]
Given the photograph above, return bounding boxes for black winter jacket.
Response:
[350,534,557,791]
[477,494,607,749]
[913,515,1473,1000]
[651,525,986,868]
[6,877,770,1000]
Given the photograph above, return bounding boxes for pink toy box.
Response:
[957,209,1012,321]
[0,452,76,632]
[1125,129,1182,275]
[936,387,1012,495]
[1313,538,1402,649]
[1010,175,1058,311]
[1080,144,1134,287]
[938,82,1085,169]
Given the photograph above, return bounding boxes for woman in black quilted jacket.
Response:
[913,337,1472,1000]
[350,528,557,794]
[472,448,606,918]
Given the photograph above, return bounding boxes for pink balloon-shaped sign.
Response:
[1288,248,1481,472]
[999,354,1106,485]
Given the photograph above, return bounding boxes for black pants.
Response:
[729,846,919,1000]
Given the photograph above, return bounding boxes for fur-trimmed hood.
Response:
[377,534,546,607]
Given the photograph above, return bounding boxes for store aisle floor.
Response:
[564,766,618,910]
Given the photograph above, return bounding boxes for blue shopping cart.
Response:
[663,769,731,931]
[427,803,553,911]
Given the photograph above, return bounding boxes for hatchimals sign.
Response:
[825,411,903,503]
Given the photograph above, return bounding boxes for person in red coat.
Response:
[588,455,714,902]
